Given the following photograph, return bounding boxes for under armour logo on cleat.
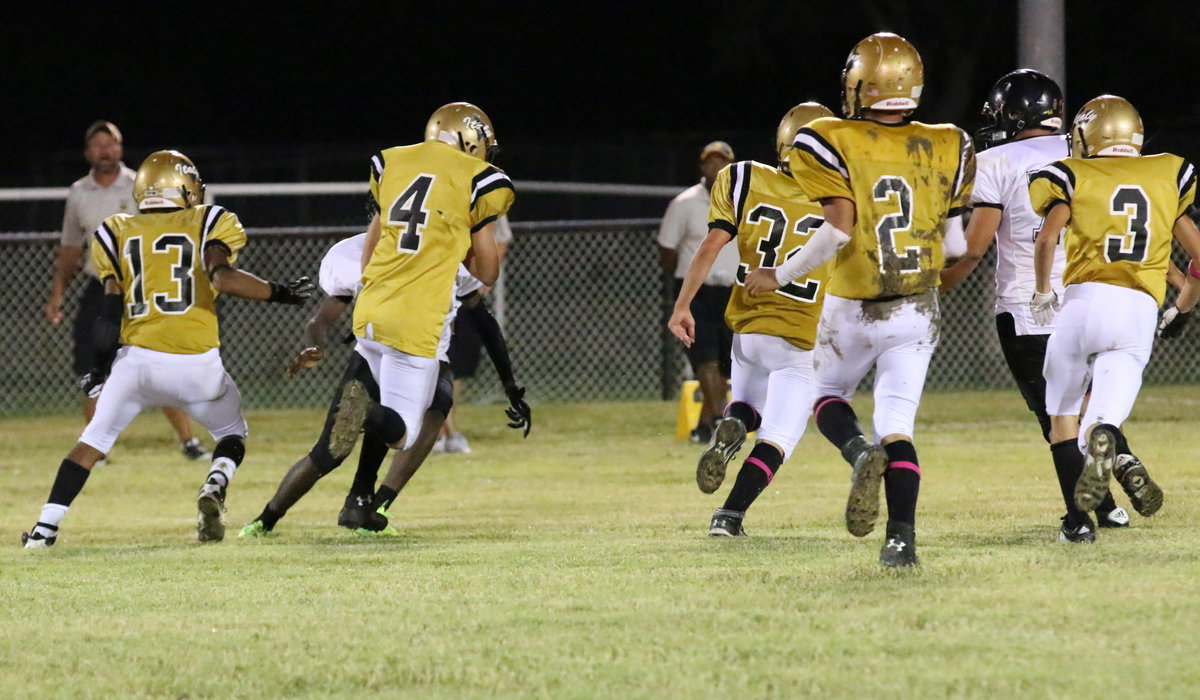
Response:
[886,538,906,551]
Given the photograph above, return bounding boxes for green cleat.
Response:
[237,520,272,538]
[353,524,399,537]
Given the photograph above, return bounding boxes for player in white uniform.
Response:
[240,235,529,536]
[940,70,1127,540]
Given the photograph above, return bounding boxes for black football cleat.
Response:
[338,494,388,532]
[708,509,746,537]
[842,436,888,537]
[1075,427,1116,512]
[1058,515,1096,543]
[696,418,747,494]
[879,521,918,567]
[1114,454,1163,517]
[21,522,58,549]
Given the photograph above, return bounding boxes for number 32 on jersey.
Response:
[735,203,823,302]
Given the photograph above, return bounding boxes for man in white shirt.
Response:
[658,141,737,442]
[941,70,1128,540]
[42,121,205,460]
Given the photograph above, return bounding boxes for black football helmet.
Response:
[976,69,1064,149]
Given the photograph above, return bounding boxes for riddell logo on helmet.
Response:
[876,98,917,109]
[174,162,199,178]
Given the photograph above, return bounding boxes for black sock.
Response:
[813,396,862,450]
[1050,440,1088,525]
[721,443,783,513]
[883,441,920,526]
[350,429,389,499]
[257,504,284,530]
[1111,429,1131,457]
[48,459,91,507]
[374,485,399,512]
[724,401,762,432]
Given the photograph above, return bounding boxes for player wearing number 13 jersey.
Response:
[353,102,513,452]
[22,150,315,548]
[744,33,973,566]
[1029,95,1200,535]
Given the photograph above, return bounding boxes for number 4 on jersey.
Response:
[388,174,437,253]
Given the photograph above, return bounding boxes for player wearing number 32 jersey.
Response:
[1029,95,1200,538]
[744,32,973,567]
[353,102,513,453]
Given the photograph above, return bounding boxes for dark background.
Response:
[3,1,1200,213]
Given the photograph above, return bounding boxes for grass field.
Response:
[3,388,1200,698]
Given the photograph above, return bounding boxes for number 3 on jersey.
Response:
[737,204,821,302]
[388,174,437,253]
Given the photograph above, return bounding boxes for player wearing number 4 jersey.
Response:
[1029,95,1200,539]
[22,150,314,548]
[353,102,513,454]
[745,32,973,566]
[668,102,834,537]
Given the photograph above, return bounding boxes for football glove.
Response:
[79,371,106,398]
[1030,290,1059,326]
[1158,306,1191,338]
[504,385,532,438]
[267,276,315,305]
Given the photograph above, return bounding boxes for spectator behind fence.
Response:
[438,214,514,453]
[42,121,207,461]
[657,141,737,442]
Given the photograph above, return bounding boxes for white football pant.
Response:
[729,333,814,460]
[80,346,247,454]
[354,337,440,450]
[813,292,940,441]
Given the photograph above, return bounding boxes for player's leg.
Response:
[162,406,209,460]
[371,362,455,517]
[71,278,104,424]
[995,313,1054,442]
[688,285,729,441]
[712,336,814,537]
[698,334,764,495]
[1043,296,1096,541]
[23,348,147,547]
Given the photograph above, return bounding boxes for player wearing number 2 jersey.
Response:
[22,150,315,547]
[1029,95,1200,538]
[668,102,834,537]
[744,33,973,566]
[353,102,514,454]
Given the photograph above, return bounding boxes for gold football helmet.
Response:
[776,102,835,166]
[841,32,924,118]
[134,150,204,210]
[1070,95,1144,158]
[424,102,498,162]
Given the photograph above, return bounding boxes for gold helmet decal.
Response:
[424,102,499,162]
[776,102,835,167]
[841,32,924,118]
[134,150,204,210]
[1070,95,1144,158]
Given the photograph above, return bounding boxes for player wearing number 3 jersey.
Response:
[744,33,974,566]
[1029,95,1200,536]
[353,102,513,453]
[22,150,315,547]
[669,102,834,537]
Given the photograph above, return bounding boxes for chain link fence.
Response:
[3,217,1200,416]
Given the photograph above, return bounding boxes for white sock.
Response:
[35,503,68,537]
[206,457,237,488]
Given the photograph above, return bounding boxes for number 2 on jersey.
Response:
[388,174,437,253]
[872,176,922,274]
[739,204,821,302]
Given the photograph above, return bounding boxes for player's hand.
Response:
[504,385,532,437]
[1030,290,1059,326]
[667,308,696,347]
[287,346,325,376]
[267,276,315,305]
[43,295,64,324]
[1158,306,1191,338]
[745,267,781,296]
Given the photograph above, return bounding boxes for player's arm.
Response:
[45,200,86,323]
[459,291,531,436]
[204,244,313,304]
[745,197,853,295]
[1158,215,1200,338]
[1031,201,1070,325]
[360,213,381,273]
[466,222,500,286]
[668,229,732,346]
[287,295,351,376]
[940,206,1000,291]
[656,198,686,274]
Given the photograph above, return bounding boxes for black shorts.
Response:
[71,277,106,377]
[448,305,484,378]
[677,279,733,377]
[995,312,1052,442]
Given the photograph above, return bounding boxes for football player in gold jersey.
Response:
[668,102,833,537]
[21,150,315,548]
[1029,96,1200,535]
[351,103,514,466]
[744,33,973,566]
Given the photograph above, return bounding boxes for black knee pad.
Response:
[429,374,455,417]
[370,405,407,446]
[212,436,246,466]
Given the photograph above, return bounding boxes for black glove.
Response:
[78,371,106,398]
[1158,306,1192,338]
[267,276,315,305]
[504,385,532,438]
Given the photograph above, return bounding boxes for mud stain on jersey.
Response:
[906,136,934,161]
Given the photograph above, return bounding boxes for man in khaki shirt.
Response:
[43,121,207,460]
